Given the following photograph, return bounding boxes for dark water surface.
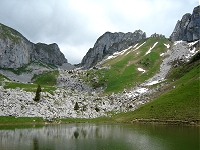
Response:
[0,123,199,150]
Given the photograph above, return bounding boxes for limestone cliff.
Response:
[31,42,67,66]
[0,23,68,69]
[81,30,146,69]
[170,5,200,42]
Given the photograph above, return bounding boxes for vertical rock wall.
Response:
[0,23,68,69]
[170,6,200,42]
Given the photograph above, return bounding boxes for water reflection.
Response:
[74,131,79,139]
[0,124,198,150]
[33,137,39,150]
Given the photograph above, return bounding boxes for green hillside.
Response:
[112,54,200,122]
[1,62,58,93]
[83,38,171,93]
[0,23,25,43]
[81,38,199,122]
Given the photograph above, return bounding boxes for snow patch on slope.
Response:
[133,43,139,48]
[187,40,199,47]
[125,87,148,98]
[135,42,146,50]
[174,40,183,45]
[137,68,146,73]
[160,53,165,57]
[106,46,133,60]
[145,42,158,55]
[142,40,198,86]
[164,43,170,48]
[145,80,163,86]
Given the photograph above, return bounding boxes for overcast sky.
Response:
[0,0,198,64]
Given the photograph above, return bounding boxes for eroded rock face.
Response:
[0,23,68,69]
[0,24,32,68]
[81,30,146,69]
[31,43,67,66]
[170,6,200,42]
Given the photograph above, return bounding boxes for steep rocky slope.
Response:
[170,5,200,42]
[0,23,68,69]
[80,30,146,69]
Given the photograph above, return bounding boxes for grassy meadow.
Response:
[112,56,200,122]
[83,38,171,93]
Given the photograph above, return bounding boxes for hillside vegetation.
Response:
[83,38,171,93]
[0,23,25,43]
[1,62,58,93]
[112,53,200,122]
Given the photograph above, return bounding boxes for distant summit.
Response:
[0,23,68,69]
[150,33,165,38]
[170,5,200,42]
[80,30,146,69]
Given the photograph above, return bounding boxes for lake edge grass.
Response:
[0,116,199,126]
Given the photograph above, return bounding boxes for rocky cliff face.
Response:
[31,43,67,66]
[0,23,32,68]
[81,30,146,69]
[170,5,200,42]
[0,23,68,69]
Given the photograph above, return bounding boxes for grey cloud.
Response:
[0,0,198,64]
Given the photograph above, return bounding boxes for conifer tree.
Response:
[74,102,79,110]
[34,85,42,102]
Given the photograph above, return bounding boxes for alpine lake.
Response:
[0,123,199,150]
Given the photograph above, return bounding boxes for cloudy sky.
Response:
[0,0,198,64]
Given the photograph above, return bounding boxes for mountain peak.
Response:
[170,5,200,42]
[0,23,68,69]
[80,30,146,69]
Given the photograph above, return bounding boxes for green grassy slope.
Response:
[0,116,44,125]
[0,74,9,82]
[32,70,59,86]
[0,23,25,43]
[4,82,57,93]
[112,57,200,122]
[1,62,59,93]
[83,38,171,93]
[3,70,58,93]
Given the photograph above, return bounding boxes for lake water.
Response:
[0,123,199,150]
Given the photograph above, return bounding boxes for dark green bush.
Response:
[95,107,100,112]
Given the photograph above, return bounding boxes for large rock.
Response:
[0,23,68,69]
[31,42,67,66]
[170,6,200,42]
[81,30,146,69]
